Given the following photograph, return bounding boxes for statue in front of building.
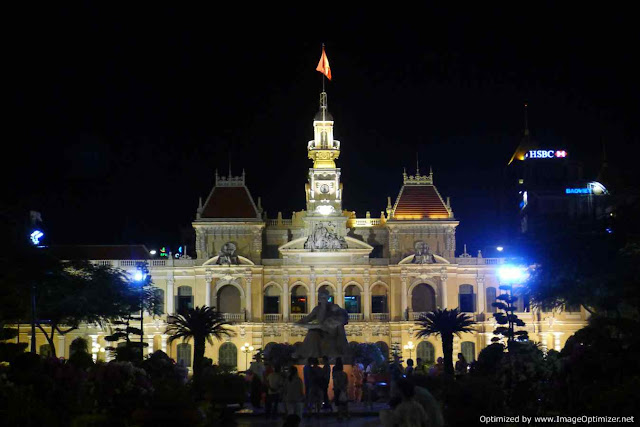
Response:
[293,288,349,359]
[216,242,239,265]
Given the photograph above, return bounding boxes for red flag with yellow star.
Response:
[316,46,332,80]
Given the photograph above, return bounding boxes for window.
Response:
[218,285,241,313]
[177,343,192,367]
[291,285,307,314]
[344,285,361,313]
[155,288,165,314]
[263,285,280,314]
[513,287,530,312]
[486,287,497,313]
[461,341,476,363]
[417,341,435,364]
[459,284,476,313]
[219,342,237,369]
[177,286,193,314]
[371,284,388,313]
[412,284,436,313]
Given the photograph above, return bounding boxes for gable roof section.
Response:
[393,185,451,220]
[199,173,260,220]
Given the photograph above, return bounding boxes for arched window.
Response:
[461,341,476,363]
[371,284,388,313]
[375,341,389,361]
[412,284,436,313]
[218,284,241,313]
[344,285,361,313]
[219,342,237,369]
[291,285,307,314]
[486,287,497,313]
[177,343,192,367]
[39,344,53,357]
[417,341,435,364]
[459,284,476,313]
[317,284,334,303]
[177,286,193,314]
[155,288,165,314]
[263,285,280,314]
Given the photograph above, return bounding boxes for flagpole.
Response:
[321,43,325,93]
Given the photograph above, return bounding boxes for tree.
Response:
[492,284,529,349]
[415,308,476,376]
[165,306,233,388]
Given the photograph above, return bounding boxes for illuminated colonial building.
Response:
[24,92,588,369]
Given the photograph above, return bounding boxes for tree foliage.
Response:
[165,306,234,387]
[415,308,476,375]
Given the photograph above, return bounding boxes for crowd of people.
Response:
[242,352,465,426]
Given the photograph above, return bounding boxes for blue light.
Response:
[498,265,528,283]
[133,271,146,282]
[30,230,44,245]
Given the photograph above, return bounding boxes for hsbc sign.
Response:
[526,150,568,159]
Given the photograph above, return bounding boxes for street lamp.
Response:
[497,265,529,348]
[241,342,254,371]
[403,341,415,360]
[134,263,149,360]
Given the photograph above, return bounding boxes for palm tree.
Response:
[415,308,476,376]
[165,306,234,386]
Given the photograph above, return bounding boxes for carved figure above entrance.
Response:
[304,222,348,251]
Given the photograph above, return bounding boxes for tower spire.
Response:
[416,152,420,175]
[524,102,530,137]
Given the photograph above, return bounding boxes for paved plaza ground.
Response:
[232,402,386,426]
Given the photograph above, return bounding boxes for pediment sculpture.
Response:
[412,241,435,264]
[304,222,348,251]
[216,242,240,265]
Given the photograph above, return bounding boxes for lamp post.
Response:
[497,265,529,349]
[134,263,149,360]
[241,342,254,371]
[29,227,44,354]
[403,341,415,360]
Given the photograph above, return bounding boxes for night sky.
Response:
[7,5,640,255]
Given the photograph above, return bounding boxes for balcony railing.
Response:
[290,313,306,322]
[371,313,389,322]
[222,313,244,322]
[264,314,282,323]
[348,313,364,322]
[410,311,428,321]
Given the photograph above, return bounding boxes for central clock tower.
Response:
[304,91,348,239]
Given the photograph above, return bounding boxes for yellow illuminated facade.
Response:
[18,91,588,369]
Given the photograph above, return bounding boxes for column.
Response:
[245,271,252,322]
[539,333,549,353]
[161,334,168,354]
[283,279,290,322]
[146,335,155,356]
[57,335,66,359]
[440,271,449,309]
[401,270,408,320]
[205,272,212,307]
[166,277,175,314]
[553,332,564,351]
[483,332,494,348]
[336,271,343,308]
[476,275,485,313]
[89,334,99,362]
[309,268,316,311]
[363,271,371,321]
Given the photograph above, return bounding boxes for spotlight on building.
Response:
[30,230,44,246]
[150,250,157,256]
[498,265,528,284]
[496,246,504,252]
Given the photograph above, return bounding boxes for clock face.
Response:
[320,184,330,194]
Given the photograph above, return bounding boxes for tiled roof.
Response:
[201,186,260,219]
[50,245,150,260]
[393,185,451,220]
